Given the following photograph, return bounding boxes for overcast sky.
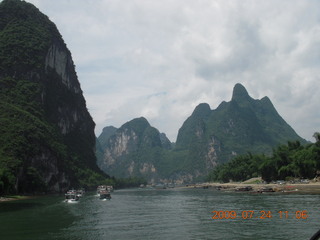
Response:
[24,0,319,142]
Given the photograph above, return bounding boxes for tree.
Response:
[313,132,320,143]
[259,158,277,182]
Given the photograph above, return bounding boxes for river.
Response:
[1,187,320,240]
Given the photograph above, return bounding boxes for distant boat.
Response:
[99,189,111,200]
[76,188,85,198]
[97,185,107,195]
[65,190,79,203]
[235,186,253,192]
[257,187,275,193]
[154,184,166,189]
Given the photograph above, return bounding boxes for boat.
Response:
[257,187,275,193]
[154,184,166,189]
[65,190,80,203]
[280,186,299,193]
[99,189,111,200]
[76,188,85,198]
[235,186,253,192]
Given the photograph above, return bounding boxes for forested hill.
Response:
[175,83,305,162]
[163,83,306,181]
[0,0,108,194]
[96,117,172,182]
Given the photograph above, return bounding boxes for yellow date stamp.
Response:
[211,210,308,220]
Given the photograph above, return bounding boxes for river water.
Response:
[1,187,320,240]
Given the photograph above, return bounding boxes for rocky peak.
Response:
[122,117,150,133]
[191,103,211,118]
[98,126,117,149]
[231,83,252,103]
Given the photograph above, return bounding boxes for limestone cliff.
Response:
[0,0,104,194]
[97,117,171,183]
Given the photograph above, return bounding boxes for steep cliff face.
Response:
[97,117,171,182]
[0,0,103,194]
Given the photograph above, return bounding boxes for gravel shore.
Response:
[198,181,320,194]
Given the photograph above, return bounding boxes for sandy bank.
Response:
[190,181,320,194]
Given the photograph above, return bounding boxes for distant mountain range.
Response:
[96,83,306,183]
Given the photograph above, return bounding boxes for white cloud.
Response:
[24,0,320,142]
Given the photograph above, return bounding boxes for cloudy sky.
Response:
[26,0,319,142]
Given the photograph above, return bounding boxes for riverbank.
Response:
[191,180,320,194]
[0,195,34,202]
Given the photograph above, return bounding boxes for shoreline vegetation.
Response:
[206,138,320,184]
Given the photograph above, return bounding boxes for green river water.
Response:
[1,187,320,240]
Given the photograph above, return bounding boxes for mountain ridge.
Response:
[97,83,306,183]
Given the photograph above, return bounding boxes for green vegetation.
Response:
[115,177,147,188]
[0,76,110,195]
[0,76,67,194]
[207,134,320,183]
[0,0,55,75]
